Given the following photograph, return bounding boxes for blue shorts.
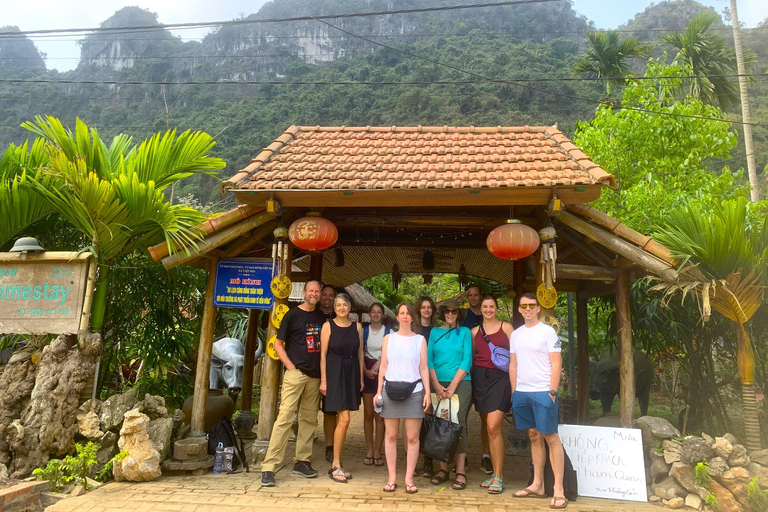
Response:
[512,391,559,434]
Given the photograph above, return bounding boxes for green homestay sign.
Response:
[0,252,91,335]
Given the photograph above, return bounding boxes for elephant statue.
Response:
[589,347,653,416]
[209,336,264,395]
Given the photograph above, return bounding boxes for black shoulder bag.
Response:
[419,398,463,463]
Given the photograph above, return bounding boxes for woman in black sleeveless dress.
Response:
[320,293,364,483]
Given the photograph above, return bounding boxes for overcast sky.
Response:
[3,0,767,72]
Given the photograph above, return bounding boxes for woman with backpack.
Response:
[320,293,364,484]
[362,302,389,467]
[470,295,513,494]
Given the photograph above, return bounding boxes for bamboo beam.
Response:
[257,245,293,441]
[577,282,617,299]
[616,271,635,428]
[557,264,620,281]
[556,228,615,268]
[558,211,676,281]
[576,296,590,424]
[161,210,276,270]
[223,220,278,258]
[190,260,218,437]
[240,309,261,412]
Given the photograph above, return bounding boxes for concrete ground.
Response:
[46,410,660,512]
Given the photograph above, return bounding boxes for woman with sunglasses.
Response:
[427,299,473,490]
[376,302,430,494]
[470,295,513,494]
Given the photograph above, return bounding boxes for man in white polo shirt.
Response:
[509,292,567,509]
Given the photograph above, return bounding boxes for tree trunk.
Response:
[738,324,761,451]
[89,263,110,332]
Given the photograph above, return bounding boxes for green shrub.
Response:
[694,461,711,489]
[705,491,720,512]
[95,451,129,483]
[748,477,768,512]
[32,442,98,492]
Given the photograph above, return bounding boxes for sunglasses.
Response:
[519,303,538,309]
[444,309,459,314]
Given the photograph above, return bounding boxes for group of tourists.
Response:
[259,281,569,509]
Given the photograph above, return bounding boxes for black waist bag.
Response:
[385,379,420,401]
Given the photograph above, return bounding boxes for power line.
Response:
[0,0,562,38]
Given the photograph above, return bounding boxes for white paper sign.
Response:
[559,424,648,502]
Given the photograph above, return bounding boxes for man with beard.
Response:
[261,280,325,486]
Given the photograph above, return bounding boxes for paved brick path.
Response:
[46,411,660,512]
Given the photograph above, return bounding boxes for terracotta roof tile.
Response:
[222,125,615,194]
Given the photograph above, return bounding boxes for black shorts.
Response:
[471,366,511,414]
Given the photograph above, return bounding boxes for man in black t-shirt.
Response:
[261,280,326,486]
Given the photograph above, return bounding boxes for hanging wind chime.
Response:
[537,225,558,309]
[267,222,291,361]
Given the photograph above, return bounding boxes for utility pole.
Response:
[730,0,760,201]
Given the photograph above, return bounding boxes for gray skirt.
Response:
[381,388,425,419]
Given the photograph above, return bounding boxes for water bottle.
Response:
[374,395,383,414]
[213,442,225,474]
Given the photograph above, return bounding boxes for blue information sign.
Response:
[213,259,274,309]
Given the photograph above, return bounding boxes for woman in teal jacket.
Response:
[427,298,473,491]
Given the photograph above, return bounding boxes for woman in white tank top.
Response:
[375,303,430,494]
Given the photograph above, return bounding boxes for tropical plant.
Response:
[653,198,768,451]
[662,11,752,111]
[748,476,768,511]
[33,442,98,491]
[572,30,648,96]
[17,115,226,332]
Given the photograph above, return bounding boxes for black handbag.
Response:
[419,399,463,463]
[385,379,420,401]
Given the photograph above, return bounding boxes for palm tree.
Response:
[573,30,648,96]
[662,11,751,111]
[17,116,226,333]
[653,198,767,451]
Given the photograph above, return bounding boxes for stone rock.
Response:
[95,431,118,466]
[171,409,186,431]
[593,415,621,427]
[171,425,190,446]
[650,451,670,483]
[701,432,714,445]
[134,394,168,420]
[668,496,685,509]
[750,449,768,466]
[648,495,661,503]
[100,387,139,432]
[634,416,681,451]
[0,358,37,467]
[708,457,729,478]
[77,411,103,440]
[113,410,161,482]
[172,437,208,461]
[71,484,85,496]
[729,444,750,467]
[685,493,702,510]
[0,462,8,481]
[724,433,739,445]
[680,437,714,465]
[78,398,101,416]
[669,462,708,499]
[664,439,682,464]
[147,417,173,462]
[6,335,97,478]
[748,462,768,488]
[709,480,743,512]
[652,476,687,500]
[716,467,750,507]
[713,437,734,460]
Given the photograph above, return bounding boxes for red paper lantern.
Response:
[288,212,338,252]
[486,219,540,261]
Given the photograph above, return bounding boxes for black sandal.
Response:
[430,469,449,485]
[329,467,347,483]
[453,473,467,490]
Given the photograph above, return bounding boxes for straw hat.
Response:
[438,298,465,323]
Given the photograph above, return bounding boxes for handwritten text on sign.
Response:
[559,424,647,502]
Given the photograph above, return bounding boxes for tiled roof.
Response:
[222,125,615,193]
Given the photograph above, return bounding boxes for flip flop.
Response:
[430,469,449,485]
[373,457,385,467]
[383,482,397,492]
[364,457,375,466]
[550,496,568,509]
[405,484,419,494]
[513,488,548,499]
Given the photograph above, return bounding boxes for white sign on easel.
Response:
[559,424,648,502]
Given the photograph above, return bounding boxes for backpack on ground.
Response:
[527,442,578,501]
[207,416,249,473]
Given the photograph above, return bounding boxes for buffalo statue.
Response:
[209,336,264,395]
[589,347,653,416]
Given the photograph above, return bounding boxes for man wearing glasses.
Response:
[509,293,567,510]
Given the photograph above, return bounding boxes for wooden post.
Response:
[309,252,323,281]
[512,259,526,328]
[576,296,590,424]
[190,259,219,437]
[616,271,635,427]
[257,245,293,441]
[240,309,260,412]
[567,292,576,398]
